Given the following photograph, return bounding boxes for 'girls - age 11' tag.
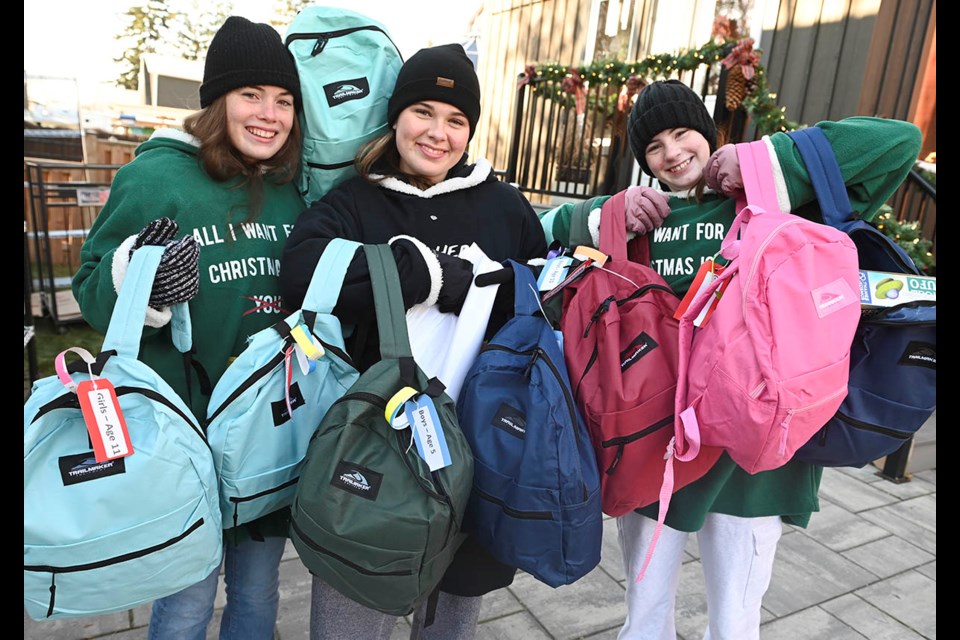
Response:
[674,259,730,327]
[404,395,452,471]
[76,379,134,463]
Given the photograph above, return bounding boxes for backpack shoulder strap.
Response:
[786,127,854,227]
[736,140,781,213]
[506,260,542,318]
[101,246,191,359]
[301,238,363,313]
[364,244,413,362]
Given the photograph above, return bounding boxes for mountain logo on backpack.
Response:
[620,332,658,371]
[59,453,126,485]
[491,403,526,438]
[270,381,306,425]
[899,341,936,369]
[331,461,382,500]
[324,77,370,106]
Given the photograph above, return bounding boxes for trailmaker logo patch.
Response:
[491,403,526,439]
[899,341,936,370]
[271,382,306,426]
[620,332,658,371]
[324,77,370,107]
[331,460,383,500]
[59,452,126,486]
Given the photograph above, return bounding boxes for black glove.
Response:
[436,252,474,315]
[130,217,179,258]
[149,235,201,308]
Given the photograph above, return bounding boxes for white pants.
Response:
[616,511,782,640]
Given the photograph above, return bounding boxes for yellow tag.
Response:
[290,324,324,360]
[572,245,608,267]
[385,386,418,428]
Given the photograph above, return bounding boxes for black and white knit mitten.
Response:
[130,217,179,257]
[149,235,200,308]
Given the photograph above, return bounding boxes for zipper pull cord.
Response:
[523,349,542,378]
[607,443,624,474]
[584,296,615,338]
[47,573,56,618]
[779,412,795,457]
[312,35,329,56]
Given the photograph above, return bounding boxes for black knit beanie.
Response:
[387,43,481,140]
[199,16,302,110]
[627,79,717,177]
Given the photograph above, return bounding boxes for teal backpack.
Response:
[205,238,361,530]
[290,244,474,616]
[285,6,403,205]
[23,246,222,620]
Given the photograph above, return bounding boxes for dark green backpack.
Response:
[290,244,474,616]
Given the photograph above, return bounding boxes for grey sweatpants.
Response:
[310,576,483,640]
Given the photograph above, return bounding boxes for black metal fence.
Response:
[503,57,747,203]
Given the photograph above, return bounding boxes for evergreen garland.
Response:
[525,39,801,136]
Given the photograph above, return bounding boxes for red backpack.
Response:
[556,192,723,517]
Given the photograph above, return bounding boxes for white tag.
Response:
[537,256,574,291]
[405,396,452,471]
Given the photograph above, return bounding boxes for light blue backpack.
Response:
[205,238,361,530]
[285,6,403,205]
[23,246,222,620]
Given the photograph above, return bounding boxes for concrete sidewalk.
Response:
[24,462,936,640]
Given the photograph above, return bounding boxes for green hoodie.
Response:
[73,130,306,538]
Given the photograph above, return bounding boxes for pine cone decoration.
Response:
[725,64,747,110]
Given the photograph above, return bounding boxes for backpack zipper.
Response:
[30,386,207,443]
[600,415,673,473]
[289,518,414,576]
[24,517,206,617]
[778,385,848,456]
[813,411,913,446]
[285,25,400,57]
[229,476,300,529]
[742,217,804,317]
[472,486,554,520]
[206,349,286,424]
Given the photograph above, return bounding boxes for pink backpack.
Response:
[673,140,862,474]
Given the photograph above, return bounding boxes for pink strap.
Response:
[598,192,628,262]
[735,141,781,213]
[635,442,676,582]
[54,347,97,392]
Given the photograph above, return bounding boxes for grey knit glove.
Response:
[149,235,201,308]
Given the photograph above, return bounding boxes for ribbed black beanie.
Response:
[387,43,481,139]
[627,79,717,177]
[199,16,302,110]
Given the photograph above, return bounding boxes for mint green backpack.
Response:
[285,7,403,205]
[290,245,474,616]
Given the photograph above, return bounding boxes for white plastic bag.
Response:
[406,244,501,401]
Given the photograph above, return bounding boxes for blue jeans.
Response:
[148,536,286,640]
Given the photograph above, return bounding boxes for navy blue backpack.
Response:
[788,126,936,467]
[457,261,602,587]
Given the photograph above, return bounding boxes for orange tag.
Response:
[674,260,730,327]
[76,379,134,463]
[572,246,608,267]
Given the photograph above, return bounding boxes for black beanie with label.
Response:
[627,79,717,177]
[199,16,302,110]
[387,43,481,139]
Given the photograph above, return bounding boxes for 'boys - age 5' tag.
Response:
[404,395,452,471]
[76,378,134,463]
